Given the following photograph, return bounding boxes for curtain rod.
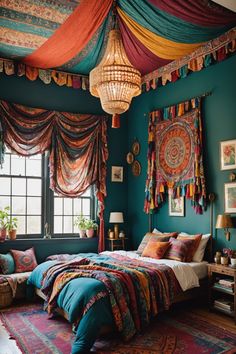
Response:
[144,91,212,116]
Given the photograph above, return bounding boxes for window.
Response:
[0,148,95,238]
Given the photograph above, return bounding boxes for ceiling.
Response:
[1,0,236,77]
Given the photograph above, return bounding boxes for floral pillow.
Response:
[10,247,38,273]
[0,253,15,274]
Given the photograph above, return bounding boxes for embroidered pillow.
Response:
[141,240,170,259]
[178,233,211,262]
[165,237,196,262]
[0,253,15,274]
[137,232,178,255]
[10,247,38,273]
[177,234,202,262]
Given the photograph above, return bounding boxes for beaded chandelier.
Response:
[89,28,141,128]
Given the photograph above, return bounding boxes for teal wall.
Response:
[0,74,128,255]
[126,55,236,252]
[1,55,236,257]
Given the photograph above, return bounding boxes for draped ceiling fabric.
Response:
[0,101,108,252]
[0,0,236,77]
[144,98,206,215]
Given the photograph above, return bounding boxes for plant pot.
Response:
[8,229,17,240]
[230,258,236,267]
[79,229,86,238]
[86,229,94,238]
[0,228,7,242]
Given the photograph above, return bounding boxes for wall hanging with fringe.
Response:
[144,97,206,215]
[0,100,108,252]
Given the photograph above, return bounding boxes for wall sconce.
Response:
[215,214,233,241]
[109,212,124,239]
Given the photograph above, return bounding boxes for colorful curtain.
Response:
[144,98,206,215]
[0,100,108,252]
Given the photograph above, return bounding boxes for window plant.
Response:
[6,216,18,240]
[85,219,98,238]
[0,206,10,241]
[74,215,88,238]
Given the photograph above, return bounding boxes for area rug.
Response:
[1,303,236,354]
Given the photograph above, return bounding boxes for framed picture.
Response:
[224,182,236,213]
[111,166,123,182]
[168,194,184,216]
[220,139,236,170]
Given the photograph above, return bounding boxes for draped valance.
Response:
[144,97,206,215]
[0,100,108,252]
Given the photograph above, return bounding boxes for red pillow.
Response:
[10,247,38,273]
[141,240,170,259]
[165,237,196,262]
[177,234,202,262]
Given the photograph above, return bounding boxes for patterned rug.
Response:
[0,303,236,354]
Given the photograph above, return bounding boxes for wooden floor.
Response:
[0,301,235,354]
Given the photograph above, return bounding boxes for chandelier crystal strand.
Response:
[89,29,141,128]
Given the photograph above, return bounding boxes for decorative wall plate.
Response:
[132,140,140,156]
[126,152,134,164]
[132,160,141,176]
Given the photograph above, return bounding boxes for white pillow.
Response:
[179,232,211,262]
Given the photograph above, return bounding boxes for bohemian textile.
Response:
[144,98,206,214]
[0,100,108,251]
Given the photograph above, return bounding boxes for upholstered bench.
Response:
[0,272,32,309]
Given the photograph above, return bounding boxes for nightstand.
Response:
[106,238,127,251]
[208,263,236,323]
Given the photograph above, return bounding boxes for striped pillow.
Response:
[165,237,197,262]
[137,232,178,255]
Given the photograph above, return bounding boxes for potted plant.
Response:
[6,216,18,240]
[0,206,10,241]
[85,219,98,238]
[74,215,87,238]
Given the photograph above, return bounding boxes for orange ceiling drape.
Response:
[24,0,113,69]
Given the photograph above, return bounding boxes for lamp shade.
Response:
[109,212,124,223]
[215,214,233,228]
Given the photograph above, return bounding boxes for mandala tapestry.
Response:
[144,97,206,214]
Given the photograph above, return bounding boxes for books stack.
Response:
[214,299,234,312]
[213,279,234,293]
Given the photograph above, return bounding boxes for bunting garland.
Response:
[144,97,206,215]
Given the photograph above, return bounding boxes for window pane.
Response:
[82,199,90,216]
[27,197,41,215]
[12,197,26,214]
[26,158,41,177]
[74,199,81,215]
[0,178,10,195]
[0,154,10,175]
[81,189,91,197]
[64,216,72,233]
[27,216,41,234]
[27,179,41,196]
[54,197,63,215]
[16,216,25,234]
[64,198,72,215]
[0,196,10,210]
[74,216,80,233]
[12,178,26,195]
[11,155,25,176]
[54,216,62,233]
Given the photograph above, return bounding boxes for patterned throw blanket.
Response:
[41,254,181,340]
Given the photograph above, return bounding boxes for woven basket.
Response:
[0,282,13,309]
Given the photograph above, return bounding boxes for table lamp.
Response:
[109,212,124,239]
[215,214,233,241]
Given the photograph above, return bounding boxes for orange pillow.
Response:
[177,234,202,262]
[141,240,170,259]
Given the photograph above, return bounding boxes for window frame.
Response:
[0,150,96,239]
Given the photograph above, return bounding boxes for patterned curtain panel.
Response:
[144,97,206,215]
[0,101,108,251]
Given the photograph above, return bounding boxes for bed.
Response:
[27,242,210,354]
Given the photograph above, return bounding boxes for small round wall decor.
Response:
[132,140,140,156]
[132,160,141,176]
[126,152,134,164]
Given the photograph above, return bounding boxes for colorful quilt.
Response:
[36,253,181,349]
